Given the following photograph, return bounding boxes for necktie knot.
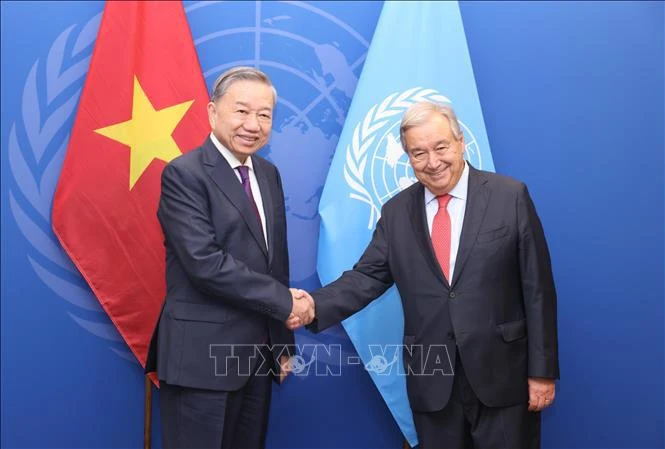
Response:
[237,165,250,183]
[235,164,264,240]
[437,194,452,210]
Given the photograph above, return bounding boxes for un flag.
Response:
[317,1,495,446]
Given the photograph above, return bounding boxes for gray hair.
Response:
[400,102,464,146]
[210,66,277,105]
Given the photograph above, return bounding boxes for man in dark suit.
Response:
[146,67,314,449]
[292,101,559,448]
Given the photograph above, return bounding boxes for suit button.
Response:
[447,332,455,340]
[449,291,456,299]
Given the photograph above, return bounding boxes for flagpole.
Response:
[144,374,152,449]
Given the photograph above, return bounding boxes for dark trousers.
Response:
[413,355,540,449]
[159,347,273,449]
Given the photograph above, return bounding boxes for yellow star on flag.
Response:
[95,76,194,189]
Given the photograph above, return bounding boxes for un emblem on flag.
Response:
[344,87,483,229]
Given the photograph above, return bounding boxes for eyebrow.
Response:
[409,139,451,152]
[234,101,272,112]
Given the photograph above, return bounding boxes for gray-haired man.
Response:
[147,67,313,449]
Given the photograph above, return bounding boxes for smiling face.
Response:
[402,112,466,196]
[207,79,274,163]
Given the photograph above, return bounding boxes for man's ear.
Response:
[207,101,216,128]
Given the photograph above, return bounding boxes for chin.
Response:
[237,147,259,155]
[430,178,450,190]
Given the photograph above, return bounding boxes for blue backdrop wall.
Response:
[1,1,663,448]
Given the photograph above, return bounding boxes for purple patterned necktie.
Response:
[238,165,269,344]
[236,165,263,232]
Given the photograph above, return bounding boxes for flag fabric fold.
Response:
[317,2,495,446]
[52,1,210,367]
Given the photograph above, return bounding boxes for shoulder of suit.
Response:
[252,154,282,182]
[381,181,421,214]
[165,146,203,171]
[160,142,209,184]
[474,167,527,193]
[251,153,276,171]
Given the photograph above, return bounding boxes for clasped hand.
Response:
[285,288,314,330]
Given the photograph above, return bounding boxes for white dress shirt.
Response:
[210,133,268,249]
[424,161,469,281]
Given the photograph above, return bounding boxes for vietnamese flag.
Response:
[52,1,210,367]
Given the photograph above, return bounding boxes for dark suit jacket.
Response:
[146,137,294,391]
[311,165,559,412]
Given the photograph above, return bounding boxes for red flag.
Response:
[52,1,210,366]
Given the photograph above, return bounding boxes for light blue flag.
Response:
[317,1,495,446]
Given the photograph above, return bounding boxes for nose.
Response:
[243,113,261,132]
[426,151,442,169]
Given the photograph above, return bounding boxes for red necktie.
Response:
[432,194,452,281]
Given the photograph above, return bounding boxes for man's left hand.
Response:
[279,355,292,383]
[528,377,556,412]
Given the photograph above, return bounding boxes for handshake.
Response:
[286,288,315,330]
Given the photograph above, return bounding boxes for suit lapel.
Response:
[407,183,448,287]
[201,138,268,258]
[451,166,490,288]
[253,159,274,266]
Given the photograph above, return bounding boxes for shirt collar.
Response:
[424,161,469,205]
[210,132,254,171]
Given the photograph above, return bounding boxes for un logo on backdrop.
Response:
[8,2,372,358]
[343,88,484,229]
[186,1,372,289]
[6,12,140,360]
